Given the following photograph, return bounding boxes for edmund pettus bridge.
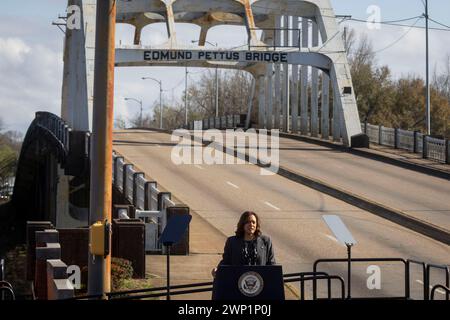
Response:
[1,0,450,301]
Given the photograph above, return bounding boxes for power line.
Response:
[249,1,450,32]
[373,17,422,53]
[343,17,450,32]
[428,17,450,30]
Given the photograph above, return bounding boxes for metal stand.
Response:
[165,244,172,300]
[346,243,352,299]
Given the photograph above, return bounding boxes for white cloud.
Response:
[0,37,63,134]
[0,38,31,65]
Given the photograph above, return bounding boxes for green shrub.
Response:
[111,257,133,291]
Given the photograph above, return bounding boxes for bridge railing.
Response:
[188,116,449,164]
[35,112,71,152]
[112,152,187,253]
[361,122,449,164]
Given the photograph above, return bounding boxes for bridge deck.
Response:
[113,130,450,299]
[276,137,450,231]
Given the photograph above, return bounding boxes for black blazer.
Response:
[218,235,276,266]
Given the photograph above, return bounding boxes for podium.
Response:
[213,265,285,300]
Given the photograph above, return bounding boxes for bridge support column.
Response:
[332,86,342,142]
[61,0,96,131]
[311,21,320,137]
[265,63,274,130]
[258,76,266,129]
[300,18,309,135]
[291,16,299,134]
[274,16,282,130]
[321,73,330,139]
[56,168,70,228]
[282,16,290,132]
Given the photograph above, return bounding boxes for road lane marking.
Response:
[415,280,446,295]
[323,233,339,243]
[264,201,281,211]
[226,181,240,189]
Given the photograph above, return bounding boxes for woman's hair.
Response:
[235,211,261,238]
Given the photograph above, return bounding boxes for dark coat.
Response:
[218,235,276,266]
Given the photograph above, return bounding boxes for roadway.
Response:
[113,130,450,299]
[276,136,450,231]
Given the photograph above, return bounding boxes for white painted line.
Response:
[194,165,204,170]
[435,288,446,295]
[415,280,446,295]
[264,201,281,211]
[323,233,339,243]
[226,181,240,189]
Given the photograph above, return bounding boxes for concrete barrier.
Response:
[46,259,74,300]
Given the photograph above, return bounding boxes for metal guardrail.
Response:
[314,258,449,300]
[431,285,450,300]
[65,256,449,301]
[426,264,450,300]
[313,258,409,300]
[68,272,345,300]
[362,122,449,164]
[406,260,427,300]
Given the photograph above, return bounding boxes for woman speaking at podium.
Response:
[212,211,276,277]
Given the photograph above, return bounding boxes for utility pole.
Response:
[185,66,188,127]
[88,0,116,297]
[160,84,163,129]
[124,98,143,127]
[425,0,431,135]
[142,77,163,129]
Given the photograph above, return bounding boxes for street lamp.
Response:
[191,40,219,117]
[142,77,163,129]
[124,97,143,127]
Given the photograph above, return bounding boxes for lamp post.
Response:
[425,0,431,135]
[185,66,188,127]
[142,77,163,129]
[191,40,219,117]
[124,97,143,127]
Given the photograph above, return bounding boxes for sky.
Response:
[0,0,450,134]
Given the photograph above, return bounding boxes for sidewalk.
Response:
[368,144,450,173]
[145,209,300,300]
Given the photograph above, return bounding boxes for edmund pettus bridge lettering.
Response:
[144,50,288,64]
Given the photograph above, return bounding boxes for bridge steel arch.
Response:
[8,112,90,235]
[62,0,363,146]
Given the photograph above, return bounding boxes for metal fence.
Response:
[362,123,449,164]
[189,114,246,131]
[68,256,449,301]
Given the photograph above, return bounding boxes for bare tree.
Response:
[186,69,253,119]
